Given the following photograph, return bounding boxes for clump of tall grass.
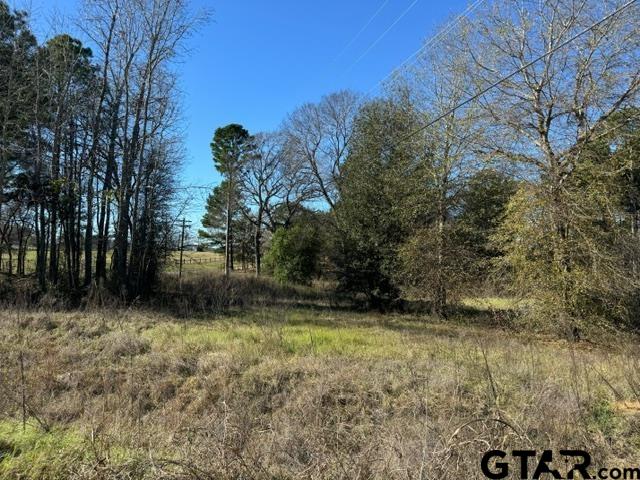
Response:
[153,272,337,315]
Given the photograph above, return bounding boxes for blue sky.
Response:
[17,0,471,223]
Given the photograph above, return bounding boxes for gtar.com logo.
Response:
[481,450,640,479]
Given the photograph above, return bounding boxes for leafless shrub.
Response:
[101,331,151,358]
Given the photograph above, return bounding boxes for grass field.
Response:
[164,250,226,274]
[0,249,230,276]
[1,303,639,479]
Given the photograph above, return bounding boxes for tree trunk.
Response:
[84,6,116,288]
[7,239,12,275]
[96,98,119,282]
[254,208,262,276]
[225,181,232,276]
[36,203,47,290]
[84,160,95,287]
[433,192,447,318]
[114,84,147,295]
[48,127,62,285]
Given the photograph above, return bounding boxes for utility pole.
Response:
[178,218,191,280]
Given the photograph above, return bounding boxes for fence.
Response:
[165,256,224,267]
[164,254,255,273]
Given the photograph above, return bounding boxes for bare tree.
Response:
[462,0,640,201]
[460,0,640,321]
[106,0,205,295]
[268,137,317,230]
[79,0,119,287]
[239,132,284,276]
[393,42,485,316]
[239,131,316,276]
[284,90,360,210]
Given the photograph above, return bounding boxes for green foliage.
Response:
[208,124,256,271]
[0,1,37,192]
[604,108,640,230]
[493,185,566,311]
[199,180,255,264]
[0,421,84,479]
[587,399,620,437]
[397,169,517,310]
[199,180,238,249]
[458,170,518,257]
[455,169,519,286]
[495,110,640,329]
[265,224,321,285]
[42,34,94,88]
[210,123,252,176]
[334,97,516,312]
[495,129,640,328]
[333,99,419,307]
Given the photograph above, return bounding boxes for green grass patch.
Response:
[460,297,518,311]
[142,308,495,361]
[145,318,416,360]
[0,420,84,480]
[588,399,621,437]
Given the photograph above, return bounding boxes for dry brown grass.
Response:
[0,304,639,479]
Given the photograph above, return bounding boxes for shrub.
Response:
[333,235,400,309]
[265,225,321,285]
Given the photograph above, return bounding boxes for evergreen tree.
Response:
[334,98,418,308]
[210,124,252,275]
[199,180,253,270]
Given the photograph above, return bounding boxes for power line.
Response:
[367,0,487,95]
[334,0,390,61]
[395,0,638,147]
[349,0,421,68]
[173,184,218,191]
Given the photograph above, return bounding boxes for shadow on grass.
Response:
[156,300,517,345]
[1,271,518,340]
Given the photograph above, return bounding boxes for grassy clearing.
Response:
[164,250,226,274]
[0,249,226,276]
[147,313,415,359]
[0,306,639,478]
[460,296,520,311]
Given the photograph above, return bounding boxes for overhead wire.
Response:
[391,0,638,149]
[334,0,390,61]
[348,0,421,69]
[367,0,487,96]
